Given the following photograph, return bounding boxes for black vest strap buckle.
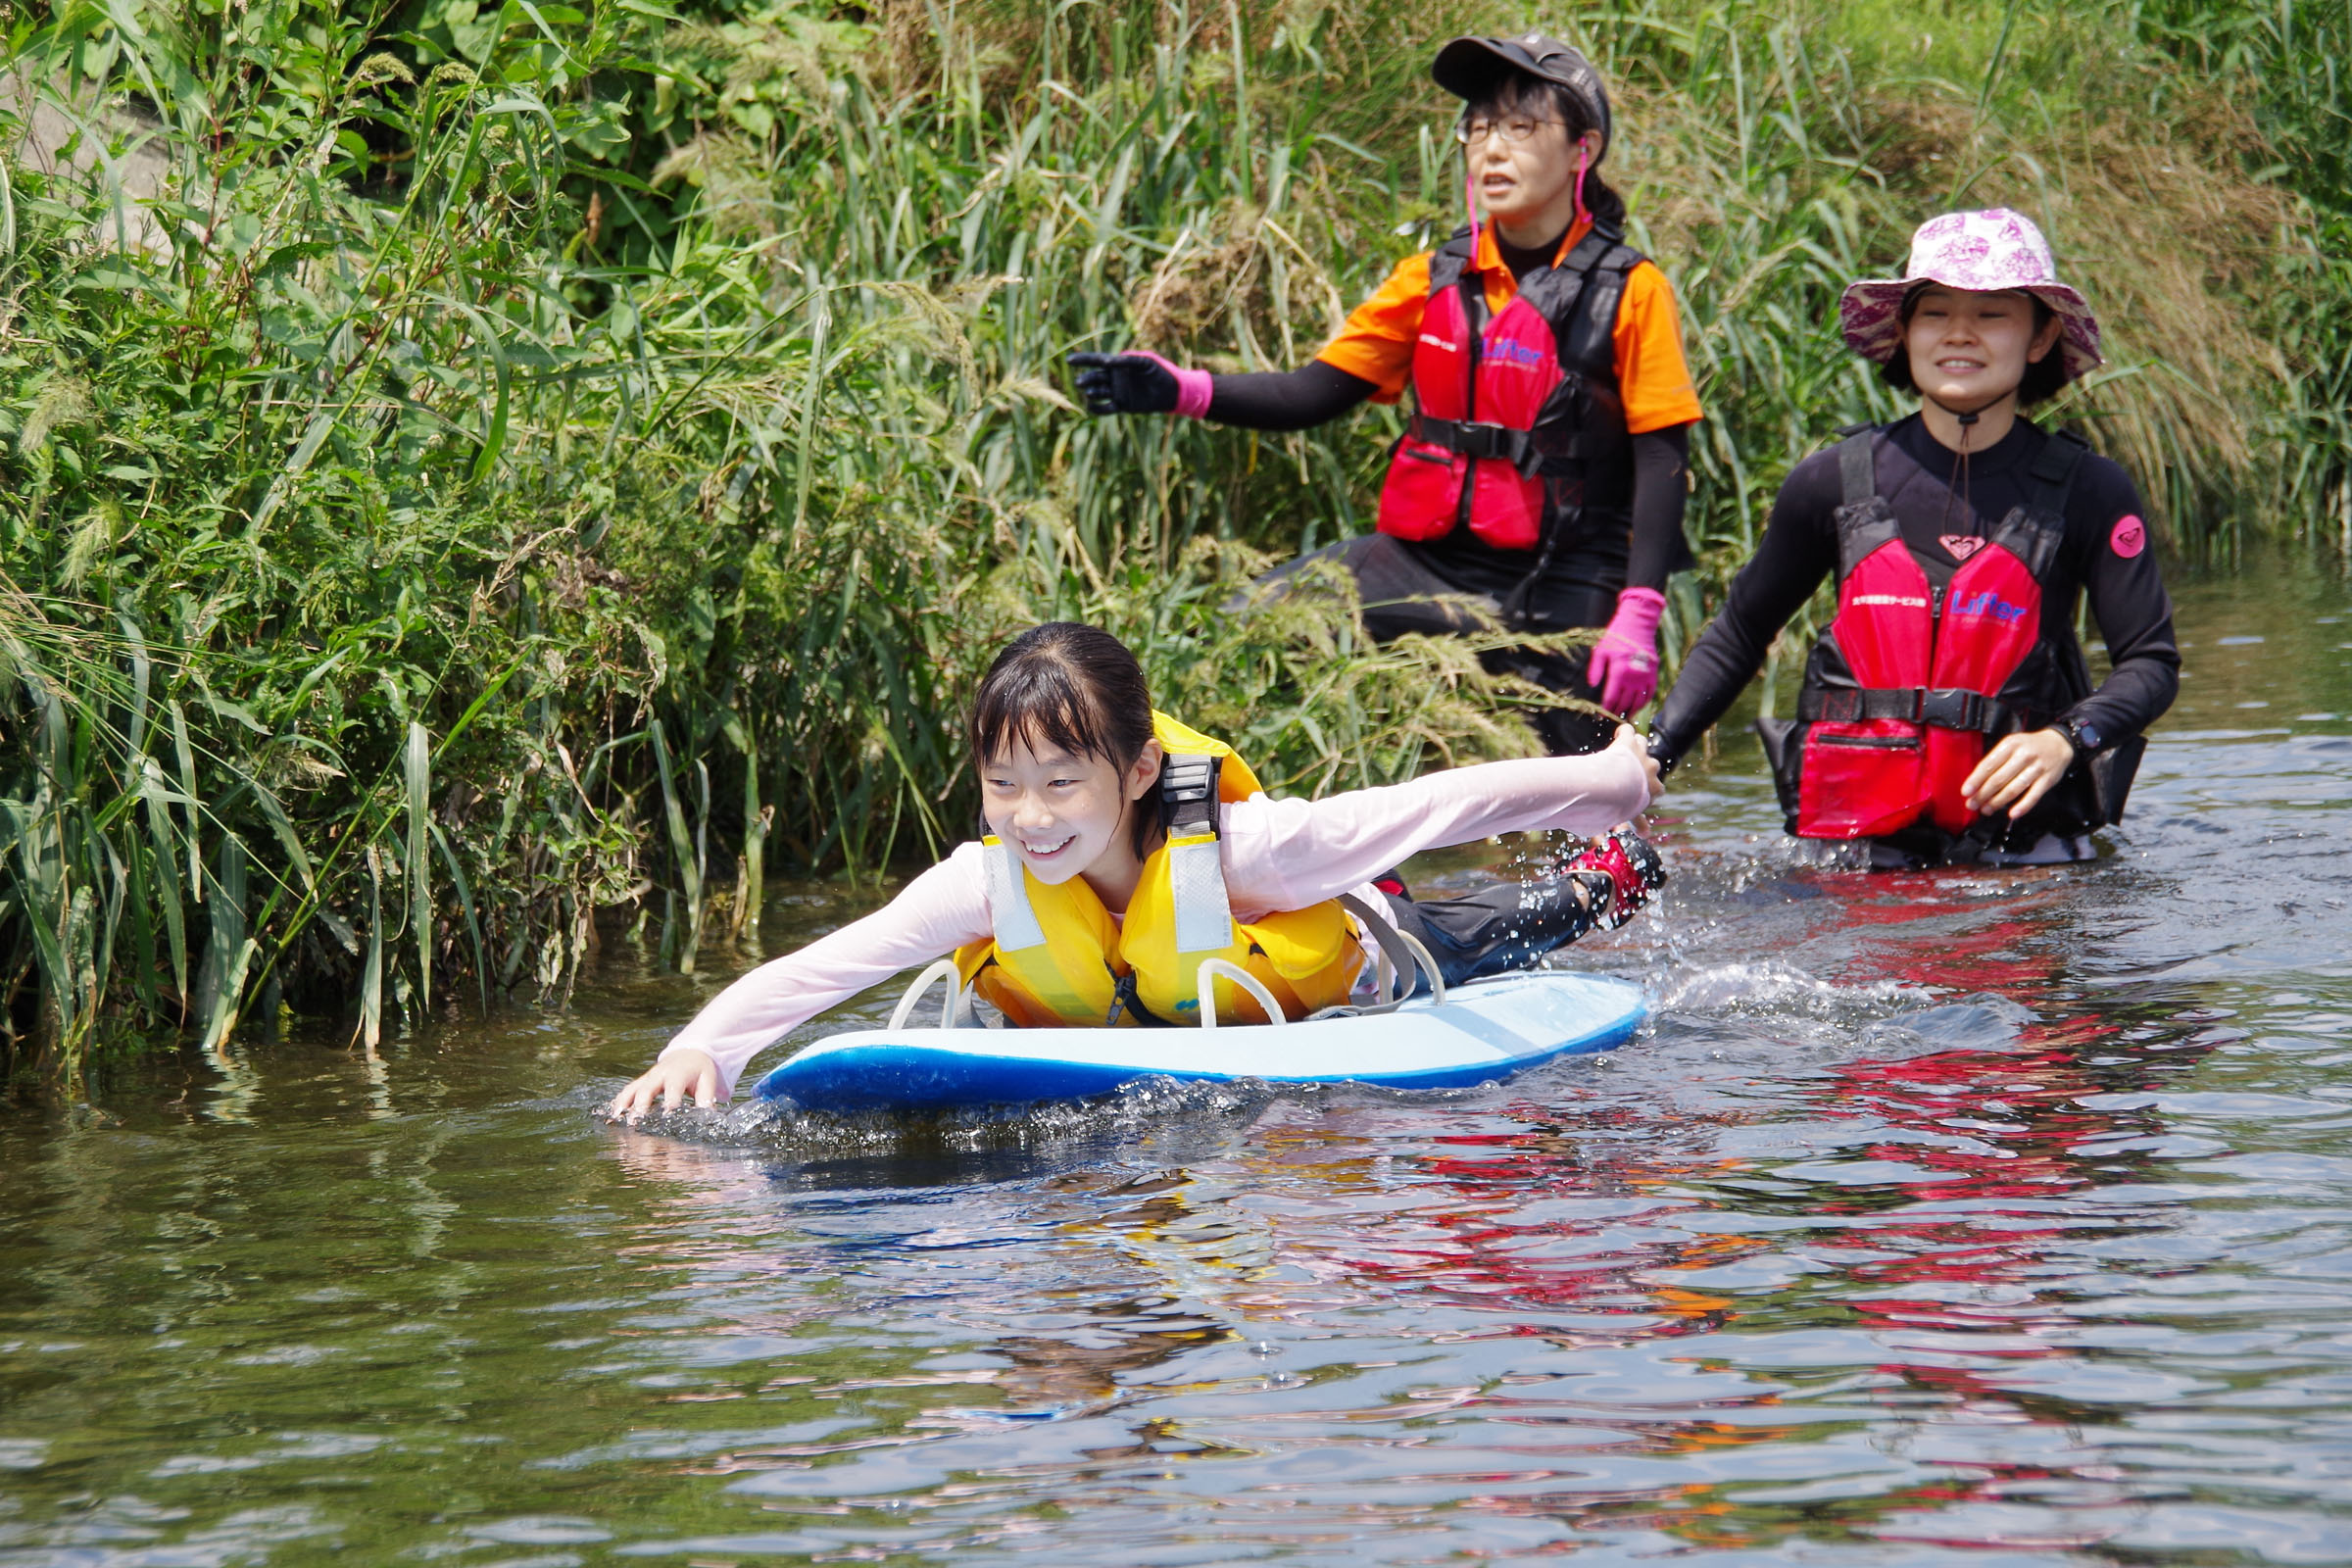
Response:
[1409,415,1540,476]
[1916,688,2004,732]
[1105,970,1175,1029]
[1160,755,1221,836]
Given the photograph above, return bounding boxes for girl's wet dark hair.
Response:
[967,622,1160,854]
[1881,286,2070,407]
[1468,70,1628,232]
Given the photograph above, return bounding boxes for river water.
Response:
[3,557,2348,1565]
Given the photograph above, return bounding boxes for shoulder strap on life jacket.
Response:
[1830,427,1901,579]
[2027,425,2091,499]
[1423,223,1641,368]
[1159,752,1221,837]
[1837,428,1875,507]
[1988,426,2091,579]
[2026,428,2091,537]
[1515,224,1642,382]
[1426,225,1478,296]
[1156,752,1236,957]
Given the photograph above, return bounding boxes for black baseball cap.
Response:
[1431,33,1612,159]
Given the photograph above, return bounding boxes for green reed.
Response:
[2129,0,2352,549]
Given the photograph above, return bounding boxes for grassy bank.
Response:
[0,0,2337,1082]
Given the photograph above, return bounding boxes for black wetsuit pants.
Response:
[1380,873,1597,991]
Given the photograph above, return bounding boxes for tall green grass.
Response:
[2131,0,2352,549]
[0,0,1561,1080]
[0,0,2336,1082]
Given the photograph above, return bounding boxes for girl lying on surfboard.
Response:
[608,621,1664,1120]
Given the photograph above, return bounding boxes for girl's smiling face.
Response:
[1903,285,2065,412]
[980,733,1163,887]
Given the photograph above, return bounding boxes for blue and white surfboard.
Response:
[751,966,1646,1113]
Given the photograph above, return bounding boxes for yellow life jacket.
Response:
[954,711,1363,1027]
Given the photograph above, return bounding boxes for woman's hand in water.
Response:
[1963,728,2076,819]
[1612,723,1665,808]
[608,1049,723,1122]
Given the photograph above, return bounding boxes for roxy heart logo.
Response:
[2111,514,2147,559]
[1940,534,1986,562]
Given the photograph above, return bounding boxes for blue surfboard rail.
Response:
[752,968,1646,1113]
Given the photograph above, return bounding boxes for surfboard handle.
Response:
[1195,957,1290,1030]
[888,958,964,1031]
[1336,894,1447,1008]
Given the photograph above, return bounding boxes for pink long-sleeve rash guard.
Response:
[659,748,1651,1095]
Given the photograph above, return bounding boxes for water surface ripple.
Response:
[3,564,2349,1564]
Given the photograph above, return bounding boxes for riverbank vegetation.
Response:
[1,0,2340,1082]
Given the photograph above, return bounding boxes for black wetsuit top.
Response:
[1199,229,1696,598]
[1651,414,2180,768]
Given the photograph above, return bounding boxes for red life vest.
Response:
[1784,427,2089,840]
[1376,223,1640,554]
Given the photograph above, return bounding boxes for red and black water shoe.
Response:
[1563,831,1666,930]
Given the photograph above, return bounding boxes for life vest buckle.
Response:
[1160,755,1221,836]
[1917,688,1995,731]
[1409,415,1540,476]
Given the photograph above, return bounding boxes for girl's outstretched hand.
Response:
[608,1049,723,1122]
[1611,723,1665,808]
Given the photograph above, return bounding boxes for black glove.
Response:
[1067,352,1180,416]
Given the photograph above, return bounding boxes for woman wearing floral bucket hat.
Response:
[1649,209,2180,868]
[1068,32,1704,760]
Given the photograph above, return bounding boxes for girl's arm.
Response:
[1219,726,1657,916]
[611,844,994,1115]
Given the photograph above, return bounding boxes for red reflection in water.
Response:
[1227,874,2219,1545]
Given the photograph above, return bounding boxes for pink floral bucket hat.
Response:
[1839,208,2103,382]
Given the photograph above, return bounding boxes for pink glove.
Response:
[1140,352,1214,418]
[1587,587,1666,714]
[1067,351,1213,417]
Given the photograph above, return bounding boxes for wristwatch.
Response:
[2058,714,2103,758]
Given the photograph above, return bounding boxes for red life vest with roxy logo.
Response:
[1787,426,2090,839]
[1376,223,1641,554]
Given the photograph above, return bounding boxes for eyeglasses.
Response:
[1454,114,1563,146]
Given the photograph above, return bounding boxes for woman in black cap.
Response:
[1070,34,1704,756]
